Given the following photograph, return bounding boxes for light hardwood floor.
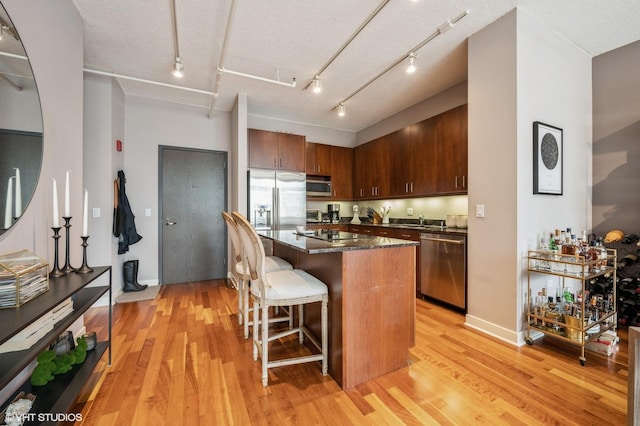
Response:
[71,280,629,425]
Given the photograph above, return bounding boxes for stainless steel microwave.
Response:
[306,209,323,223]
[306,178,332,197]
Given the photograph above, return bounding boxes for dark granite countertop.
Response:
[258,230,418,254]
[306,220,468,236]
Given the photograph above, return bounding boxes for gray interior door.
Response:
[160,146,227,284]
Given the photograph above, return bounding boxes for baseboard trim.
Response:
[464,314,525,347]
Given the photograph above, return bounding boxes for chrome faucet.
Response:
[418,215,424,226]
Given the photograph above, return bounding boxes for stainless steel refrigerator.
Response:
[247,170,306,230]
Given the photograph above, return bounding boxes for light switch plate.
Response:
[145,208,151,217]
[407,208,413,216]
[92,208,101,218]
[475,204,485,218]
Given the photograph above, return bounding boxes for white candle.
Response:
[82,189,88,237]
[52,178,59,228]
[14,168,21,218]
[4,177,14,229]
[64,170,70,217]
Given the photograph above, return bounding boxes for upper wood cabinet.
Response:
[432,104,467,194]
[353,104,467,200]
[305,142,332,175]
[353,136,390,199]
[306,142,353,200]
[330,145,353,200]
[248,129,305,172]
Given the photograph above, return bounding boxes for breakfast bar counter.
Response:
[258,230,418,389]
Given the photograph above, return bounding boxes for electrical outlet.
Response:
[407,208,413,216]
[92,208,101,218]
[145,208,151,217]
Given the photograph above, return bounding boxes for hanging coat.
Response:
[116,170,142,254]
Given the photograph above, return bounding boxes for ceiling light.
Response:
[406,53,416,74]
[172,57,184,78]
[312,77,322,94]
[338,103,346,117]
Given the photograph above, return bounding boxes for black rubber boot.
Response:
[123,260,147,292]
[132,259,147,290]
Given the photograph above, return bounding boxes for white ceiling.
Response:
[39,1,640,131]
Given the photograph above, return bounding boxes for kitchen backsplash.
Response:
[307,195,468,221]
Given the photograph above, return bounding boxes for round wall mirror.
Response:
[0,4,43,235]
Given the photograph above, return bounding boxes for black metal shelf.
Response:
[0,266,111,422]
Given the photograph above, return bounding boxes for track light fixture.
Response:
[331,9,469,117]
[172,57,184,78]
[170,0,184,78]
[311,77,322,94]
[0,25,4,41]
[406,52,416,74]
[337,103,346,117]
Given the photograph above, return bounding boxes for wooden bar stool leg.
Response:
[253,299,259,361]
[298,305,304,344]
[322,295,328,376]
[243,281,251,339]
[237,279,243,325]
[261,302,270,387]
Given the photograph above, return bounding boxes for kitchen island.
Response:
[258,230,418,389]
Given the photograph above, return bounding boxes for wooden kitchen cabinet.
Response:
[248,129,305,172]
[352,104,467,200]
[353,136,390,199]
[432,105,467,194]
[306,142,332,175]
[330,145,353,199]
[306,142,353,200]
[390,126,433,197]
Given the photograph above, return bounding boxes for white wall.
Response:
[466,8,592,345]
[0,0,85,404]
[119,97,231,283]
[0,0,84,266]
[515,9,592,339]
[467,10,519,342]
[83,74,125,301]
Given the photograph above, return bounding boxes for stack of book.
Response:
[0,298,74,354]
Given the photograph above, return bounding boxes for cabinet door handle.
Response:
[463,176,466,188]
[279,158,283,168]
[274,158,277,168]
[455,176,459,188]
[410,182,413,192]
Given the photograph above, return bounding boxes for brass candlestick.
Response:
[61,216,76,273]
[76,236,93,274]
[49,227,65,278]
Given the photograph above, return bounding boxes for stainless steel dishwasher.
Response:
[420,232,466,311]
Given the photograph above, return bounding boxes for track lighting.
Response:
[331,9,469,116]
[311,77,322,94]
[406,52,416,74]
[172,57,184,78]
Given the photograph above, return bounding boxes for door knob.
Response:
[165,218,177,226]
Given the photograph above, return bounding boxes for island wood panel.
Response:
[289,244,415,389]
[340,246,415,388]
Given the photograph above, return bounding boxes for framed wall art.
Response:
[533,121,563,195]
